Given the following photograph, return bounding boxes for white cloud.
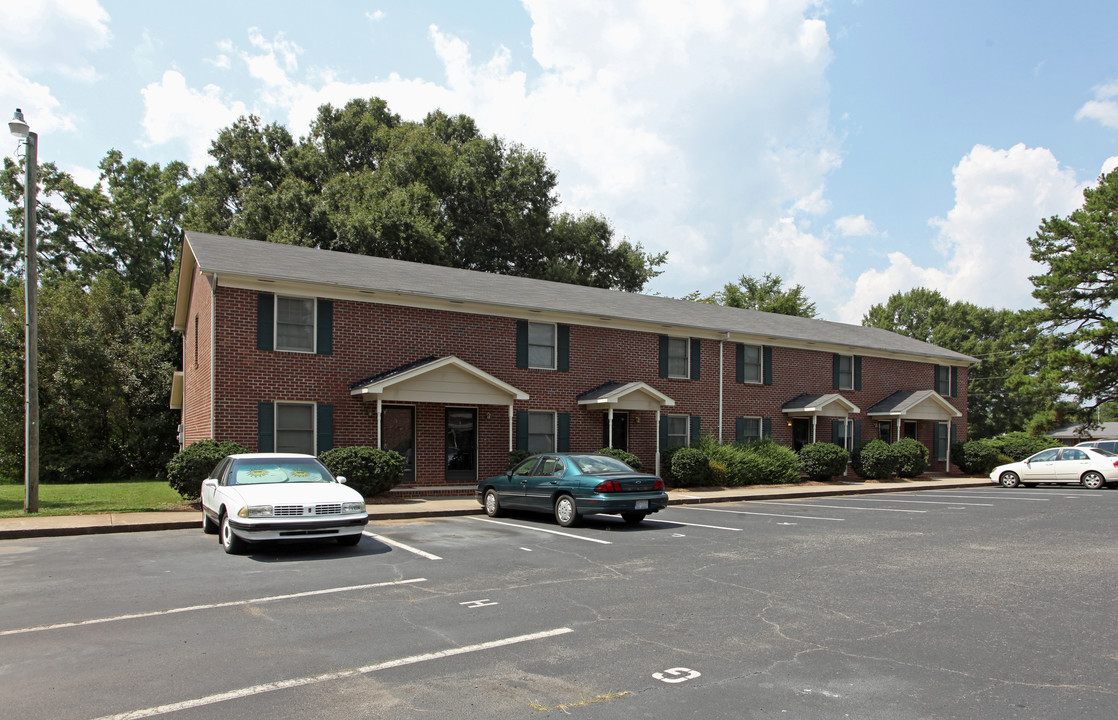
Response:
[835,143,1086,322]
[140,70,248,168]
[1102,156,1118,175]
[833,214,877,237]
[1076,82,1118,129]
[367,10,386,22]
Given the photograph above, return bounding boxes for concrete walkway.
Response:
[0,476,994,540]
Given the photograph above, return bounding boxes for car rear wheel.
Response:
[202,511,218,535]
[999,471,1021,488]
[484,489,502,518]
[621,512,647,525]
[1082,471,1106,490]
[220,512,246,554]
[337,533,362,547]
[554,494,579,527]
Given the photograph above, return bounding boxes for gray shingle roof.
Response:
[183,231,976,364]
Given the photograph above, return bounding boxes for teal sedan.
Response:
[477,453,669,526]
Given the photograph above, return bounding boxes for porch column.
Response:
[508,404,514,452]
[896,418,902,442]
[376,397,383,449]
[607,406,614,447]
[811,415,817,443]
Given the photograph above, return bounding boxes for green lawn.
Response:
[0,481,191,518]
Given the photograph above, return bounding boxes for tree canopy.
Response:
[684,272,818,318]
[187,99,666,292]
[1027,167,1118,421]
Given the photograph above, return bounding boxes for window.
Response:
[527,411,556,453]
[904,421,917,439]
[739,417,762,444]
[276,296,315,352]
[878,421,892,442]
[527,322,556,369]
[664,415,690,448]
[835,354,854,390]
[1060,448,1087,461]
[935,366,950,396]
[740,344,762,384]
[934,422,955,460]
[275,402,315,454]
[667,337,689,378]
[834,420,852,451]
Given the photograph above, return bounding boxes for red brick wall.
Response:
[183,285,968,482]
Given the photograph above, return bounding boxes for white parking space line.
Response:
[643,518,744,531]
[364,531,443,560]
[466,517,613,544]
[843,497,993,507]
[89,626,574,720]
[678,506,844,522]
[921,493,1051,501]
[755,501,925,513]
[0,578,428,637]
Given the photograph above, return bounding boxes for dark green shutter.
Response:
[735,417,745,443]
[516,410,529,451]
[950,367,958,397]
[316,404,333,453]
[831,419,841,446]
[735,344,745,383]
[257,402,275,452]
[853,420,862,447]
[690,416,701,446]
[763,346,773,386]
[690,339,701,380]
[257,294,274,351]
[763,417,773,439]
[659,415,668,449]
[934,365,941,393]
[658,336,669,378]
[316,300,333,355]
[557,413,570,452]
[854,356,863,391]
[557,325,570,372]
[832,354,841,389]
[516,321,528,369]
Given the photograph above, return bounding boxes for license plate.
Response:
[635,500,648,510]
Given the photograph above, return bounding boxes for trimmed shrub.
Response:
[660,445,687,486]
[951,439,1002,475]
[596,447,642,470]
[799,442,849,480]
[852,439,897,479]
[671,447,709,484]
[993,432,1062,461]
[166,440,248,500]
[708,460,728,486]
[319,446,406,497]
[891,438,929,478]
[744,439,801,485]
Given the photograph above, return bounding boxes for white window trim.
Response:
[741,344,763,384]
[837,354,855,391]
[740,415,763,444]
[665,414,690,448]
[934,421,950,461]
[667,336,691,379]
[275,295,317,354]
[275,400,317,455]
[527,410,557,453]
[527,321,557,370]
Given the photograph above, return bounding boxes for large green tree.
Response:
[1027,168,1118,421]
[862,288,1043,438]
[684,272,818,317]
[187,98,666,291]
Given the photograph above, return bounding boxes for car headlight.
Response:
[238,505,273,518]
[342,502,366,514]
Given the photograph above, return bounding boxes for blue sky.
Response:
[3,0,1116,323]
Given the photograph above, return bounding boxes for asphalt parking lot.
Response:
[4,485,1117,719]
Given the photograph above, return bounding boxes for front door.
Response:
[382,405,415,483]
[445,408,477,484]
[792,418,811,451]
[602,412,629,451]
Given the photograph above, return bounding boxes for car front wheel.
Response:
[220,512,246,554]
[337,533,362,547]
[1082,471,1106,490]
[484,489,502,517]
[999,471,1021,488]
[554,495,579,527]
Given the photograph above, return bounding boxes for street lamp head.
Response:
[9,108,30,139]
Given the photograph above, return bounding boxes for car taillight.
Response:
[654,479,664,490]
[594,480,622,493]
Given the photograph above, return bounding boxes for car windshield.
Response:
[570,455,634,474]
[228,458,334,486]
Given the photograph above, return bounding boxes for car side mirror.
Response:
[202,478,216,488]
[336,476,348,484]
[506,470,514,479]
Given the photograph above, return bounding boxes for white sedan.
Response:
[201,453,369,554]
[990,446,1118,489]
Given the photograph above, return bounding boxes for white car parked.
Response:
[989,446,1118,489]
[201,453,369,554]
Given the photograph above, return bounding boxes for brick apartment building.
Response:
[171,231,974,490]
